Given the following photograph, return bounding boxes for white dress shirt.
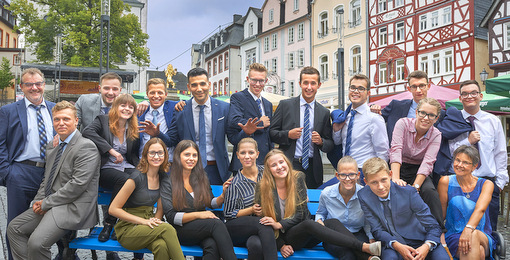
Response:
[192,98,215,161]
[247,89,266,116]
[333,103,389,167]
[295,95,315,158]
[448,109,508,190]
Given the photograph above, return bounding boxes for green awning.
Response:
[485,74,510,97]
[445,91,510,113]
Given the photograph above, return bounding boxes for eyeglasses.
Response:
[453,158,473,166]
[22,82,44,88]
[409,84,428,90]
[148,151,165,158]
[349,86,366,93]
[417,110,438,120]
[460,91,480,98]
[338,173,358,180]
[249,78,266,84]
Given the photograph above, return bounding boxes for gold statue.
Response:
[165,64,177,88]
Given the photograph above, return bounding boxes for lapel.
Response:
[292,97,301,128]
[17,99,28,138]
[243,89,261,117]
[163,101,173,127]
[262,97,272,117]
[211,98,218,142]
[93,94,102,119]
[313,101,321,133]
[388,183,398,225]
[184,99,196,141]
[402,100,413,118]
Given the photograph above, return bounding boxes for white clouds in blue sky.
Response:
[147,0,265,74]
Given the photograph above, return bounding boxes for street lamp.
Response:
[336,7,345,110]
[99,0,111,76]
[480,68,488,86]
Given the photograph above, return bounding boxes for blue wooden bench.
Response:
[69,185,337,259]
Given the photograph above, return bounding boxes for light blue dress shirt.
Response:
[406,99,418,118]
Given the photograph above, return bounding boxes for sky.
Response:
[146,0,265,74]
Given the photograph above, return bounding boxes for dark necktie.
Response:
[30,104,48,160]
[198,105,207,167]
[102,106,110,115]
[344,110,357,156]
[467,116,481,168]
[382,200,404,242]
[45,142,66,197]
[152,109,159,125]
[256,98,263,116]
[302,104,311,169]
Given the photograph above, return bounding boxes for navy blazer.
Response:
[167,97,230,182]
[138,100,178,148]
[358,182,442,247]
[226,89,273,172]
[0,99,55,185]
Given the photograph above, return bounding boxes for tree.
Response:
[0,57,14,101]
[8,0,150,68]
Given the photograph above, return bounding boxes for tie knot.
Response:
[152,109,159,116]
[351,110,357,116]
[30,104,42,111]
[59,142,67,148]
[256,98,261,104]
[468,115,475,122]
[199,104,205,111]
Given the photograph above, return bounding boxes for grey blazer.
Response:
[76,93,102,131]
[34,131,101,230]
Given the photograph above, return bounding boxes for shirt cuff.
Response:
[389,240,397,249]
[425,240,437,250]
[211,198,220,208]
[174,212,184,226]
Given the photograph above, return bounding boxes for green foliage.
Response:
[8,0,150,68]
[0,57,14,91]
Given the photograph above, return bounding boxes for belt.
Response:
[207,160,217,166]
[19,160,45,168]
[293,157,311,164]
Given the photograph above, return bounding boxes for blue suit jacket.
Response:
[138,100,178,148]
[226,89,273,172]
[358,182,442,247]
[167,97,230,182]
[0,99,55,185]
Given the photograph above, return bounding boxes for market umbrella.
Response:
[485,74,510,97]
[445,91,510,114]
[368,84,459,109]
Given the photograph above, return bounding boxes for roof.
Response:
[21,63,137,83]
[480,0,502,28]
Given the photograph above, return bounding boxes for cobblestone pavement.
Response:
[1,182,509,259]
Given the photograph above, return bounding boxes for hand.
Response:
[393,242,418,260]
[370,104,382,115]
[139,120,160,137]
[198,211,219,219]
[222,177,233,193]
[316,219,325,226]
[259,216,282,230]
[260,115,271,128]
[412,244,430,260]
[369,239,376,243]
[288,127,303,140]
[145,217,162,229]
[311,131,323,145]
[280,244,294,258]
[458,227,473,255]
[109,149,124,164]
[32,200,46,215]
[52,134,60,147]
[468,131,480,145]
[238,118,264,135]
[175,100,186,112]
[136,101,150,116]
[332,122,346,132]
[253,204,262,216]
[393,178,407,187]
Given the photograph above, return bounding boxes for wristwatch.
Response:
[424,241,433,251]
[413,184,420,190]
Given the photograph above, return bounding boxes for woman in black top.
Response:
[161,140,236,260]
[109,138,184,260]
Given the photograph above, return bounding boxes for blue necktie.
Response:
[151,109,159,125]
[31,104,48,160]
[344,110,357,156]
[102,106,110,115]
[198,105,207,167]
[45,142,66,197]
[256,98,263,116]
[302,104,310,169]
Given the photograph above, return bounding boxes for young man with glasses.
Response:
[441,80,508,231]
[0,68,55,260]
[332,74,389,185]
[227,63,273,172]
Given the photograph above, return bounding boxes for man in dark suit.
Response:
[269,66,334,188]
[358,157,448,259]
[7,101,100,260]
[227,63,273,172]
[167,68,230,184]
[0,68,55,259]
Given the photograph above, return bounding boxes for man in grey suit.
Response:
[7,101,100,260]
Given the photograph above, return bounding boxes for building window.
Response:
[420,56,428,74]
[395,22,404,42]
[350,0,361,27]
[379,27,387,46]
[289,80,295,95]
[432,53,440,75]
[207,61,211,75]
[294,0,299,11]
[219,80,223,94]
[431,11,439,27]
[288,52,295,69]
[264,36,269,52]
[444,49,453,73]
[505,23,510,49]
[442,6,451,24]
[394,0,404,8]
[271,57,277,72]
[334,5,344,33]
[264,60,270,70]
[351,45,361,75]
[298,49,305,67]
[418,48,454,76]
[288,26,295,44]
[225,78,229,90]
[272,33,277,50]
[378,0,387,13]
[246,48,256,70]
[419,7,452,32]
[213,82,218,94]
[395,59,405,81]
[420,15,427,31]
[248,22,254,36]
[319,11,328,38]
[379,63,387,84]
[298,23,305,40]
[219,56,223,73]
[333,51,338,79]
[213,58,217,75]
[319,55,329,81]
[13,38,16,48]
[269,9,274,23]
[5,33,9,48]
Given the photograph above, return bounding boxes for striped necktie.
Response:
[45,142,66,197]
[256,98,263,116]
[302,104,311,169]
[344,110,357,156]
[30,104,48,160]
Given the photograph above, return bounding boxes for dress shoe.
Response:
[106,252,122,260]
[98,223,113,242]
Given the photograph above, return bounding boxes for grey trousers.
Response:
[7,208,67,260]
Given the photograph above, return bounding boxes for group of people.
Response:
[0,63,506,260]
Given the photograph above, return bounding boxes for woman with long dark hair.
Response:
[160,140,236,260]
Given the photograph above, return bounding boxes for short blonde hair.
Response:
[146,78,167,93]
[362,157,390,178]
[417,97,441,116]
[52,100,77,117]
[337,156,358,170]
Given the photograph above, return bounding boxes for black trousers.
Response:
[400,163,444,230]
[99,167,136,224]
[323,219,371,260]
[280,219,364,253]
[293,159,320,189]
[174,218,236,260]
[226,216,277,260]
[480,177,500,231]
